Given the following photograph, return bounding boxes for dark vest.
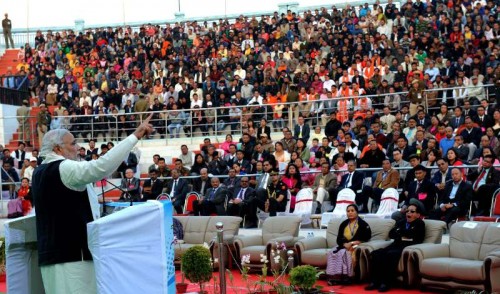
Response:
[32,160,94,266]
[14,150,26,169]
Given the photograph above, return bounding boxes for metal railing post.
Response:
[287,249,294,271]
[216,222,226,294]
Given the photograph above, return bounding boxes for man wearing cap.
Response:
[393,164,435,221]
[17,99,31,146]
[408,78,424,116]
[260,134,275,154]
[23,157,38,182]
[257,170,288,216]
[429,168,473,224]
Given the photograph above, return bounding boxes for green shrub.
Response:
[181,245,212,290]
[288,265,318,292]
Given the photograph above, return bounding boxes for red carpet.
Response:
[175,270,441,293]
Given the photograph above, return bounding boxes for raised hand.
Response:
[133,113,154,139]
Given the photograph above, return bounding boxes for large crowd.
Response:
[3,2,500,292]
[5,0,500,217]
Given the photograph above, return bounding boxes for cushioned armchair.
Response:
[234,216,302,270]
[174,216,242,261]
[412,221,500,293]
[357,219,446,283]
[295,218,395,271]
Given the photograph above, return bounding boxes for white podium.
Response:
[4,215,45,294]
[87,200,176,294]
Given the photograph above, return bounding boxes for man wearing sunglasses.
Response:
[366,202,425,292]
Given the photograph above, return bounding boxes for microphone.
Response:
[99,178,136,216]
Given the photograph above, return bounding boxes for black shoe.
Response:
[327,279,339,286]
[365,283,378,291]
[315,202,322,214]
[378,284,390,292]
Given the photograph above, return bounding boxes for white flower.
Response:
[241,254,251,265]
[213,258,219,264]
[273,256,281,264]
[260,254,268,263]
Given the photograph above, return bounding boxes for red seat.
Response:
[472,188,500,222]
[183,192,200,214]
[156,193,170,201]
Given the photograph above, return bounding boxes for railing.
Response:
[0,83,495,146]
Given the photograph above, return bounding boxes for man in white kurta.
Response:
[34,115,154,294]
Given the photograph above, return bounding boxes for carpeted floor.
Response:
[175,270,442,293]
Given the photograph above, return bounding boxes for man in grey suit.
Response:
[311,162,337,213]
[193,177,228,216]
[119,168,141,201]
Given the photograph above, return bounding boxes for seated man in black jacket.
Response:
[227,176,257,228]
[193,177,228,216]
[429,168,473,224]
[366,202,426,292]
[142,169,164,200]
[392,164,435,221]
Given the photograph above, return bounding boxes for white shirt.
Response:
[42,134,139,220]
[24,166,35,182]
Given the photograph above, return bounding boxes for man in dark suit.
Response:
[192,168,211,197]
[440,61,456,82]
[410,130,428,155]
[142,169,164,201]
[474,106,494,129]
[414,110,431,128]
[193,177,228,216]
[470,155,500,216]
[393,164,436,221]
[256,119,272,141]
[330,160,365,210]
[235,150,252,174]
[119,168,141,201]
[164,169,189,214]
[449,107,465,130]
[251,142,271,166]
[223,168,242,193]
[460,116,483,147]
[294,116,310,144]
[431,158,453,202]
[227,176,257,228]
[430,168,473,224]
[117,151,139,175]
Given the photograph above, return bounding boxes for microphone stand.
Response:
[99,178,133,217]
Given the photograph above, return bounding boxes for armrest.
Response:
[357,240,393,253]
[223,234,235,244]
[486,250,500,293]
[233,235,263,250]
[295,237,328,253]
[412,243,450,268]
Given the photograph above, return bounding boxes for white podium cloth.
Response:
[4,215,45,294]
[87,200,175,294]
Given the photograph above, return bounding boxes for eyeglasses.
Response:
[407,210,417,213]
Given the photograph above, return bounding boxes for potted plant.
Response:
[268,241,293,294]
[181,245,212,293]
[174,238,188,293]
[288,265,322,294]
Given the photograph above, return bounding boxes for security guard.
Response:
[264,170,288,216]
